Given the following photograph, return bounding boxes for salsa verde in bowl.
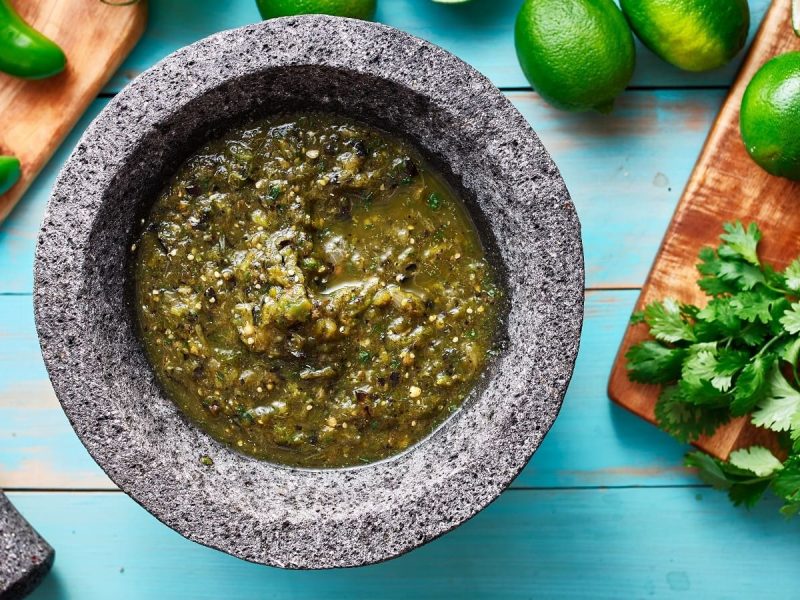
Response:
[134,113,503,468]
[34,16,583,568]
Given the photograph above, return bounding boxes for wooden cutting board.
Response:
[609,0,800,460]
[0,0,147,223]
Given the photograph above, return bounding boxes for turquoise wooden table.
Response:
[2,1,798,597]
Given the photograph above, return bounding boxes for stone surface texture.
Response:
[0,492,54,599]
[33,16,584,568]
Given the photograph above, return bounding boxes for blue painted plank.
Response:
[518,289,693,487]
[0,100,108,295]
[0,90,722,293]
[106,0,771,93]
[10,489,799,599]
[518,89,723,289]
[0,290,696,490]
[0,294,110,489]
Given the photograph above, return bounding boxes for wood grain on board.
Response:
[609,0,800,460]
[0,0,147,222]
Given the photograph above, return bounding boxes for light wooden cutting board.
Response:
[0,0,147,222]
[609,0,800,460]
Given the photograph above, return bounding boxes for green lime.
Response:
[514,0,635,113]
[740,52,800,181]
[256,0,376,20]
[620,0,749,72]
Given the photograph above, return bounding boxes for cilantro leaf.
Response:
[772,456,800,516]
[764,264,788,294]
[780,504,800,518]
[728,446,784,477]
[731,353,774,416]
[696,246,720,277]
[655,386,730,442]
[728,479,772,508]
[695,298,742,338]
[698,277,737,297]
[784,258,800,292]
[680,303,700,320]
[717,260,766,290]
[682,342,718,381]
[685,451,773,508]
[730,290,778,324]
[685,452,734,489]
[712,348,749,392]
[716,348,750,372]
[718,221,761,266]
[679,342,741,399]
[642,298,696,343]
[629,310,645,325]
[792,410,800,450]
[737,322,770,347]
[751,368,800,432]
[697,247,740,296]
[780,301,800,335]
[778,336,800,366]
[679,377,729,406]
[769,298,791,336]
[625,341,686,384]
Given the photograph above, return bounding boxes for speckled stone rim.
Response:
[33,16,584,569]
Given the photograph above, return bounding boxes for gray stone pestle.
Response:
[0,492,54,599]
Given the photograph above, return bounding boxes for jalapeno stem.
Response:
[0,155,21,196]
[0,0,66,79]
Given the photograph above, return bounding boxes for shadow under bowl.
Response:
[33,15,584,569]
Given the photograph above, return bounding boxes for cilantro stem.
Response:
[764,282,791,295]
[756,334,784,358]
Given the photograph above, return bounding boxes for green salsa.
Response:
[134,113,501,468]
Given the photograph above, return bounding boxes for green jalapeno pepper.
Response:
[0,0,66,79]
[0,155,20,195]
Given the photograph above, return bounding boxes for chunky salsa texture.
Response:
[134,113,502,468]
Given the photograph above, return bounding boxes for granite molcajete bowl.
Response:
[33,16,584,568]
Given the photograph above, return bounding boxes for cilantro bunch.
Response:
[626,222,800,515]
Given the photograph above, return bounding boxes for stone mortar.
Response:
[33,16,584,568]
[0,492,54,599]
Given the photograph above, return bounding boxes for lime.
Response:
[620,0,749,72]
[514,0,635,113]
[256,0,376,20]
[740,52,800,181]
